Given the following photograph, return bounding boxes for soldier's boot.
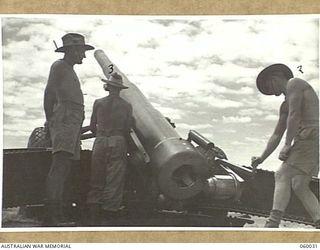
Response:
[314,219,320,229]
[87,204,101,226]
[42,202,76,227]
[42,202,61,227]
[264,209,283,228]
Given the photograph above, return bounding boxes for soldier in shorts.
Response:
[43,33,94,226]
[251,64,320,228]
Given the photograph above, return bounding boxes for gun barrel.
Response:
[94,50,209,200]
[188,130,215,149]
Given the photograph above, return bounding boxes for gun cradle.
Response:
[10,50,320,227]
[95,50,210,200]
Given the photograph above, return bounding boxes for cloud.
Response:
[222,115,252,123]
[181,20,204,37]
[245,137,266,143]
[211,118,219,123]
[258,94,284,111]
[231,141,248,146]
[184,102,200,108]
[138,38,160,49]
[152,103,183,120]
[177,123,214,130]
[220,128,236,133]
[167,60,199,70]
[3,108,26,118]
[238,108,264,116]
[232,57,266,68]
[2,16,318,173]
[207,84,254,95]
[194,95,244,109]
[264,114,279,121]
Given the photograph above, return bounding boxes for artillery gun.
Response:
[2,50,319,227]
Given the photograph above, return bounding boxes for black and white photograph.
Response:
[1,15,319,230]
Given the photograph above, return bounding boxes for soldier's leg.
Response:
[86,138,108,226]
[101,136,127,212]
[292,175,320,225]
[46,151,72,202]
[87,138,107,205]
[265,163,298,228]
[44,151,72,226]
[272,163,298,211]
[101,158,127,212]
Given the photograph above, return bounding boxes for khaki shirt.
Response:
[45,59,84,106]
[45,59,84,159]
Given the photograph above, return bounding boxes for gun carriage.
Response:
[3,50,319,227]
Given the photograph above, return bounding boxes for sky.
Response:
[1,15,319,173]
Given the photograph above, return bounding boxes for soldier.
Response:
[86,72,133,225]
[251,64,320,228]
[43,33,94,226]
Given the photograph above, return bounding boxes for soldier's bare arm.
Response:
[251,102,288,168]
[89,100,98,134]
[43,62,62,121]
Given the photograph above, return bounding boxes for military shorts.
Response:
[48,103,84,160]
[285,126,319,177]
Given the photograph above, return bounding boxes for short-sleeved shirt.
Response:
[45,59,84,106]
[45,59,85,159]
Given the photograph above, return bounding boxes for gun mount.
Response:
[2,50,319,228]
[94,50,210,201]
[93,50,246,203]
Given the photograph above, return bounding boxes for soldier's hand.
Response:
[251,156,263,167]
[279,145,291,161]
[251,156,263,173]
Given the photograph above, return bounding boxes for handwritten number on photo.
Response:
[297,65,304,74]
[108,64,114,74]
